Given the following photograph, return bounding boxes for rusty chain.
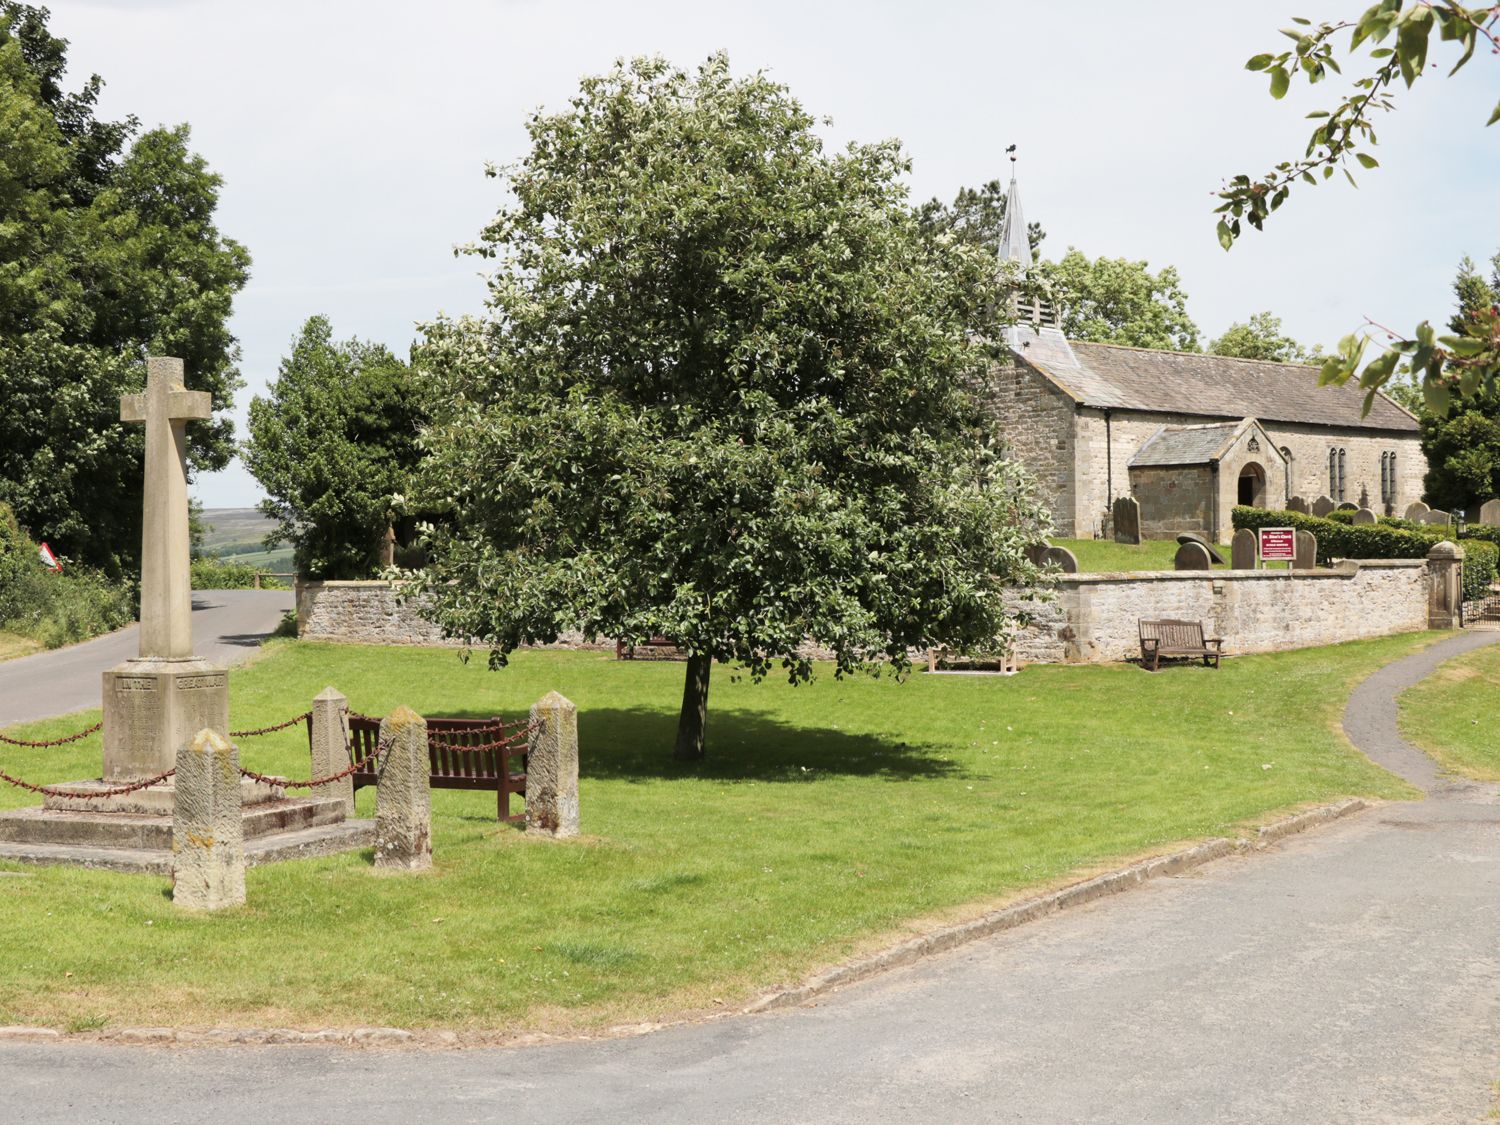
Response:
[0,721,103,749]
[228,712,312,739]
[0,765,175,800]
[234,730,395,790]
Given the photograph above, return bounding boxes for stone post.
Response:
[1426,541,1465,629]
[373,706,431,871]
[526,691,579,839]
[310,687,355,817]
[171,729,245,910]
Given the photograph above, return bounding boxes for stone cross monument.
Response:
[101,358,230,782]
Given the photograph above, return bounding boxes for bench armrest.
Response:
[1205,637,1224,649]
[1140,638,1160,653]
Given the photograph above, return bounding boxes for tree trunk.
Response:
[673,654,712,760]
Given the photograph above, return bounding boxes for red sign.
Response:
[37,542,61,573]
[1259,527,1295,562]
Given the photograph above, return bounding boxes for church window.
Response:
[1329,447,1347,500]
[1380,451,1397,505]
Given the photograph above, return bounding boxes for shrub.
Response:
[0,503,134,647]
[190,557,282,590]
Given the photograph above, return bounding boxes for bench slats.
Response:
[1138,618,1224,672]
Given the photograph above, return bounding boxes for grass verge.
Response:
[1397,640,1500,781]
[0,633,1431,1032]
[1055,537,1235,572]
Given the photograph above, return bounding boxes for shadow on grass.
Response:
[422,704,962,784]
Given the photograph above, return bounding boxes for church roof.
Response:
[1130,419,1281,467]
[1017,339,1420,434]
[997,174,1031,269]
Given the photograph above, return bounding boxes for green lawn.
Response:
[1397,641,1500,780]
[1055,537,1223,572]
[0,634,1431,1033]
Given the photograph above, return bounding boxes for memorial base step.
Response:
[0,796,347,851]
[41,776,283,814]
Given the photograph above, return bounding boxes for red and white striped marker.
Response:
[37,542,61,572]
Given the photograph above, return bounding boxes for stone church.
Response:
[983,173,1425,541]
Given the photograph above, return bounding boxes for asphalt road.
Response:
[1,631,1496,1124]
[0,589,293,727]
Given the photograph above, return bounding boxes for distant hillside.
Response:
[199,508,294,573]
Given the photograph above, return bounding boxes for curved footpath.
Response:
[0,589,293,727]
[3,632,1499,1124]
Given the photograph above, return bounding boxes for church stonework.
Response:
[981,171,1424,539]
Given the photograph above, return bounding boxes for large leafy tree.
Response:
[245,317,424,579]
[1215,2,1499,413]
[413,55,1048,760]
[1209,311,1316,363]
[0,4,248,573]
[1420,248,1500,510]
[1042,250,1201,352]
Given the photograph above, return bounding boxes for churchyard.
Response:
[0,631,1434,1032]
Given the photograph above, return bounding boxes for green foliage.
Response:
[1448,251,1500,334]
[0,5,248,572]
[0,502,132,647]
[1217,3,1500,412]
[1209,311,1316,364]
[1233,504,1496,599]
[245,316,425,580]
[1041,250,1201,351]
[413,55,1049,756]
[189,557,280,590]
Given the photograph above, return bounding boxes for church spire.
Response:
[997,146,1031,270]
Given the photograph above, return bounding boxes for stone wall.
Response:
[1012,559,1430,663]
[981,357,1083,536]
[1127,464,1214,538]
[294,580,614,650]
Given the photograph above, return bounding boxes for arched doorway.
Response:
[1238,462,1266,507]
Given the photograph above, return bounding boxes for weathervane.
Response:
[1006,143,1017,165]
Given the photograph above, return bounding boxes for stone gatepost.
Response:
[526,692,579,839]
[373,706,431,871]
[1426,541,1465,629]
[310,686,354,817]
[172,729,245,910]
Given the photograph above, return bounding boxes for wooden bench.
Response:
[333,716,528,823]
[1138,619,1224,672]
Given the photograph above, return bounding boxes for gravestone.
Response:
[1405,500,1430,521]
[1352,507,1378,526]
[1479,498,1500,526]
[1231,528,1258,570]
[1294,529,1317,569]
[1423,509,1451,526]
[1312,496,1336,518]
[1040,545,1079,574]
[373,706,432,872]
[526,692,580,839]
[1286,496,1309,514]
[1175,532,1226,565]
[1174,541,1212,571]
[1112,496,1141,545]
[1024,542,1048,567]
[102,358,228,781]
[171,728,245,911]
[1336,501,1359,511]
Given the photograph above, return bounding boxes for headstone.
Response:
[1336,501,1358,511]
[373,706,431,871]
[1175,532,1226,565]
[1112,496,1141,545]
[1286,496,1309,514]
[1423,509,1451,526]
[526,692,580,839]
[102,358,228,782]
[171,728,245,911]
[1311,496,1336,517]
[1479,499,1500,526]
[1040,546,1079,574]
[1405,500,1430,521]
[1352,508,1379,526]
[1174,541,1212,571]
[310,686,354,817]
[1294,529,1317,570]
[1231,528,1258,570]
[1024,542,1048,567]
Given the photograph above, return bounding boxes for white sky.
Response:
[47,0,1500,508]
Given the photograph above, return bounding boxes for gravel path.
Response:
[3,630,1497,1124]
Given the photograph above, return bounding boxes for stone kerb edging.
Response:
[0,797,1368,1049]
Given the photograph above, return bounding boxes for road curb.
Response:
[743,796,1369,1015]
[0,798,1370,1048]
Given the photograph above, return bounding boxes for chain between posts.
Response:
[0,765,175,799]
[425,722,537,755]
[234,731,396,790]
[228,712,312,739]
[0,721,103,749]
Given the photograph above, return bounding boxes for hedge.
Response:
[0,503,135,647]
[190,557,286,590]
[1231,506,1496,601]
